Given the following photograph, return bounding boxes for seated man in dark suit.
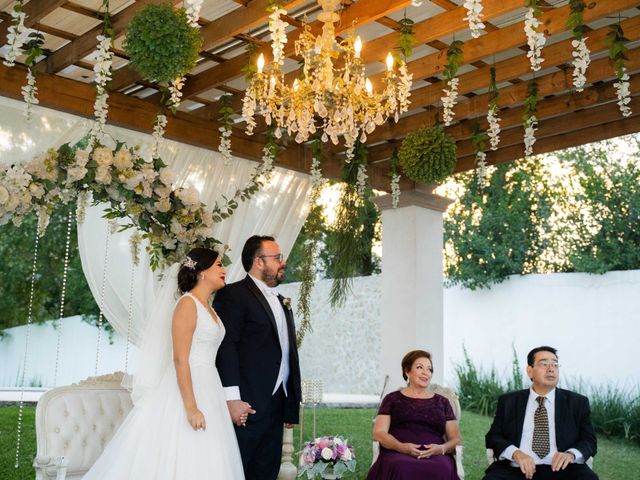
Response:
[483,346,598,480]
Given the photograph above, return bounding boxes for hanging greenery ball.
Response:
[124,4,202,84]
[397,125,457,184]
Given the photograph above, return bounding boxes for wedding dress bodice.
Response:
[181,292,225,367]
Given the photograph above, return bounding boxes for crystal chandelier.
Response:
[241,0,413,158]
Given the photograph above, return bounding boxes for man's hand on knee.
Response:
[551,451,575,471]
[513,450,536,479]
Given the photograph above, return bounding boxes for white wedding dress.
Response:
[83,293,245,479]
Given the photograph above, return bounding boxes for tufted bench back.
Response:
[34,372,133,480]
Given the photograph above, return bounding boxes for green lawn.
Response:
[1,405,638,479]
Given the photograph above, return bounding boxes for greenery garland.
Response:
[444,39,464,82]
[471,122,487,154]
[397,124,457,184]
[606,23,629,80]
[523,80,539,121]
[488,65,499,110]
[397,17,416,62]
[567,0,587,40]
[295,139,324,345]
[124,4,202,84]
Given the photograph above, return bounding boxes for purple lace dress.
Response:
[367,391,459,480]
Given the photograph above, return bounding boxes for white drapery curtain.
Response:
[0,96,312,344]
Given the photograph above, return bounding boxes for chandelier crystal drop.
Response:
[242,0,412,146]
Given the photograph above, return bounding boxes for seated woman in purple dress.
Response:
[367,350,462,480]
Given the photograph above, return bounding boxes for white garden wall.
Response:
[2,270,638,395]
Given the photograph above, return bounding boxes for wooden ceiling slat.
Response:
[0,0,67,45]
[455,113,640,172]
[40,0,166,75]
[180,0,414,99]
[370,0,638,87]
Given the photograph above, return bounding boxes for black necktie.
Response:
[532,396,550,458]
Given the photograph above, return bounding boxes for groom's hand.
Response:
[227,400,256,426]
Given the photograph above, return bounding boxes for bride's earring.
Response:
[199,273,205,280]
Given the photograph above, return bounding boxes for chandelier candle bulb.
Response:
[386,52,394,71]
[354,36,362,58]
[257,53,265,74]
[365,78,373,95]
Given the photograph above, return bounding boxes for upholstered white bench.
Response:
[34,372,133,480]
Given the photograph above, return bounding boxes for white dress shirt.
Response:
[500,387,584,466]
[224,274,290,401]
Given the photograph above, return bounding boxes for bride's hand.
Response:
[187,408,206,431]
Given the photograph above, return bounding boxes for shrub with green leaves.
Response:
[398,125,457,184]
[124,4,202,83]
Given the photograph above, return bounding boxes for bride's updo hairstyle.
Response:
[178,247,219,293]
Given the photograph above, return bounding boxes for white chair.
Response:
[33,372,133,480]
[372,383,465,479]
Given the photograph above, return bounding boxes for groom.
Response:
[215,235,302,480]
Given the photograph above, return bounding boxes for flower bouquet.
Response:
[298,435,356,479]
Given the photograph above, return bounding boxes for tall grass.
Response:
[455,349,640,445]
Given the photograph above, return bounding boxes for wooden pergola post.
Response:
[374,185,453,389]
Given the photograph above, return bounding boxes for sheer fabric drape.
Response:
[0,96,311,345]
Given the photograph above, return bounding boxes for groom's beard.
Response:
[262,265,285,287]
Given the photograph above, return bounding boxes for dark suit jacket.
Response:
[485,388,597,465]
[214,276,301,424]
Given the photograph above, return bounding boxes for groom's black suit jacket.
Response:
[485,388,597,465]
[214,276,301,424]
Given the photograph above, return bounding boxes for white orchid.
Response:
[524,7,546,72]
[90,34,114,144]
[184,0,203,28]
[571,38,591,92]
[3,8,27,67]
[152,114,168,159]
[463,0,485,39]
[486,105,501,151]
[614,71,632,118]
[441,77,459,126]
[356,163,368,197]
[21,68,39,120]
[268,6,288,67]
[523,115,538,158]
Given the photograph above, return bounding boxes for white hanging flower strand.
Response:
[21,68,39,121]
[152,114,168,159]
[441,77,459,126]
[524,5,546,72]
[463,0,485,39]
[169,76,186,110]
[184,0,203,28]
[390,173,401,208]
[356,163,368,197]
[3,4,27,67]
[486,106,501,151]
[90,34,114,144]
[614,70,632,118]
[475,151,490,188]
[571,38,590,92]
[268,4,288,67]
[523,115,538,158]
[218,125,233,165]
[310,153,324,191]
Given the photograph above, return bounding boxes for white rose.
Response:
[93,147,114,166]
[74,149,90,168]
[155,197,171,213]
[66,165,88,183]
[113,148,133,170]
[178,186,200,208]
[321,447,333,461]
[341,449,352,461]
[95,166,112,184]
[155,185,172,198]
[29,183,45,199]
[159,167,175,186]
[170,219,184,235]
[0,185,9,204]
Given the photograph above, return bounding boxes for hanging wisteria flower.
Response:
[441,77,459,126]
[21,68,39,120]
[184,0,203,28]
[169,76,186,110]
[614,71,632,117]
[524,5,545,72]
[486,105,501,150]
[571,38,590,92]
[523,115,538,158]
[268,4,288,67]
[356,163,368,197]
[396,62,413,122]
[3,4,27,67]
[242,90,257,136]
[390,173,401,208]
[475,151,490,188]
[90,34,114,144]
[310,154,324,191]
[152,114,168,159]
[463,0,485,39]
[218,125,233,165]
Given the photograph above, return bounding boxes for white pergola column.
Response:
[373,185,452,389]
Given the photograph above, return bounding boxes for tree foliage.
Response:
[0,202,99,332]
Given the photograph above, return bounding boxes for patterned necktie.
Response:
[532,396,550,458]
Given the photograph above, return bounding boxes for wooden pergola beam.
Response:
[0,0,66,42]
[371,0,638,86]
[180,0,413,99]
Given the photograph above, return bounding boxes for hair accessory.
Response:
[182,256,197,270]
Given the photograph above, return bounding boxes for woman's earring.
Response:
[199,273,205,280]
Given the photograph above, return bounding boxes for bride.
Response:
[84,247,248,479]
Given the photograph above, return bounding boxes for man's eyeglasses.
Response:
[259,253,284,262]
[535,360,561,369]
